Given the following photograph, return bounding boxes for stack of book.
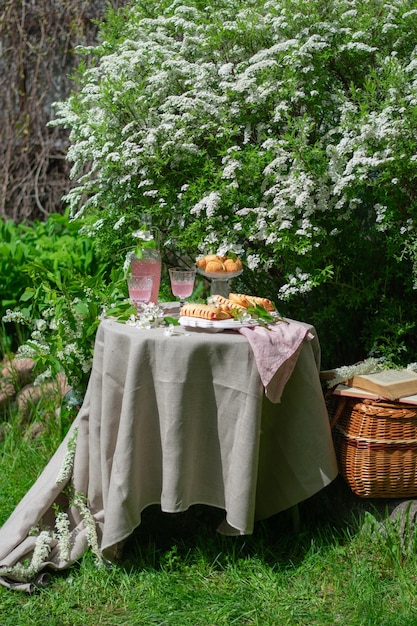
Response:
[331,369,417,404]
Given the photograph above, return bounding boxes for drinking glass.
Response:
[127,275,154,312]
[169,267,196,307]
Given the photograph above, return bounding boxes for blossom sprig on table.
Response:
[126,302,166,329]
[126,302,181,329]
[56,427,78,485]
[102,299,180,329]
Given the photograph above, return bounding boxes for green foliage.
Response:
[48,0,417,368]
[0,213,126,391]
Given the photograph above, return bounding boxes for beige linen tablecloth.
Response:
[0,318,338,591]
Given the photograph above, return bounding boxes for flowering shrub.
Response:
[50,0,417,367]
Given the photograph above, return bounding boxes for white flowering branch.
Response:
[72,492,104,567]
[0,531,53,583]
[56,427,78,485]
[327,358,383,388]
[54,511,72,563]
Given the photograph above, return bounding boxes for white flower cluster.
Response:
[56,427,79,485]
[278,269,314,301]
[9,293,97,388]
[2,309,31,326]
[72,493,104,567]
[190,192,221,218]
[126,302,167,329]
[0,531,53,583]
[327,358,383,388]
[54,511,72,562]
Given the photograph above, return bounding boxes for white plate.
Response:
[179,316,258,333]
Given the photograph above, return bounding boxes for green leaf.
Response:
[247,304,278,323]
[20,289,36,302]
[164,316,180,326]
[104,301,137,320]
[73,301,89,316]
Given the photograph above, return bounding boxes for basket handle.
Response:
[356,399,417,418]
[330,397,347,430]
[362,398,414,410]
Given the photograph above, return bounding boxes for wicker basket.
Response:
[332,397,417,498]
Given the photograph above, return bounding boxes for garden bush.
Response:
[0,213,126,392]
[49,0,417,369]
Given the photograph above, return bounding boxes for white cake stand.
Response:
[197,268,243,298]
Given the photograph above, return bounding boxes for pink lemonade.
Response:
[130,257,161,303]
[171,280,194,299]
[128,285,152,305]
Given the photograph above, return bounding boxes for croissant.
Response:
[180,303,231,320]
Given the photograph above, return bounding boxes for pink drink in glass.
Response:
[170,280,194,299]
[127,275,153,310]
[130,256,161,304]
[169,267,196,306]
[129,281,152,304]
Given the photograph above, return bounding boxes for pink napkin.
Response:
[239,320,314,403]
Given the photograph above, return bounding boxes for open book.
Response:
[346,369,417,400]
[333,384,417,404]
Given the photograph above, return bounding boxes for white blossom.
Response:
[246,254,261,270]
[190,191,221,218]
[0,531,53,582]
[278,269,314,300]
[54,511,72,562]
[72,493,103,567]
[56,428,79,485]
[2,309,31,325]
[327,358,383,388]
[125,302,167,329]
[113,216,126,230]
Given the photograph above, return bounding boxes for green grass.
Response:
[1,405,417,626]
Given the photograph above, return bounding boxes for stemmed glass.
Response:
[169,267,196,308]
[127,275,154,313]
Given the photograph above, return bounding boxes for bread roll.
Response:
[196,257,207,269]
[205,260,225,273]
[224,258,242,272]
[196,254,242,274]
